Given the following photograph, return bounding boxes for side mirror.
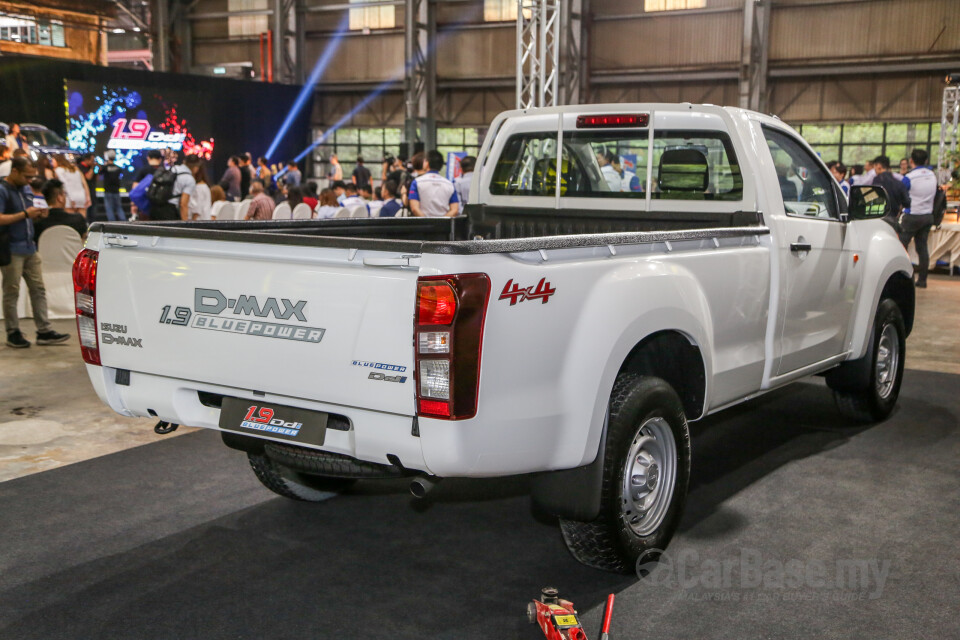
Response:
[848,185,890,220]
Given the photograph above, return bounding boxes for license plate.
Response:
[218,397,328,445]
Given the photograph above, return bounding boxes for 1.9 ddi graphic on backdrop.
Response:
[64,79,215,172]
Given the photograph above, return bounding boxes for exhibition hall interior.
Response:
[1,0,959,638]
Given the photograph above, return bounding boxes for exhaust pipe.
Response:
[410,476,439,499]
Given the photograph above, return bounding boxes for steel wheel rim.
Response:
[621,417,677,537]
[875,323,899,399]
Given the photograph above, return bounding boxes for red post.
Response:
[259,32,265,81]
[267,29,274,83]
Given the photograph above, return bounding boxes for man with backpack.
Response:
[148,150,196,221]
[899,148,941,288]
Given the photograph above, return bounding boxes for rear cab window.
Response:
[487,116,743,204]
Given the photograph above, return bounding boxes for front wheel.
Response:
[248,452,357,502]
[830,299,906,423]
[560,374,691,573]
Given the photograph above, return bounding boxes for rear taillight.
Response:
[415,274,490,420]
[73,249,100,365]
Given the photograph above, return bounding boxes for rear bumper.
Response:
[86,365,590,478]
[86,364,429,474]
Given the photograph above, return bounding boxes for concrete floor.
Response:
[1,273,959,482]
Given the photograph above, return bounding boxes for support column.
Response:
[404,0,436,154]
[295,0,306,83]
[153,0,169,72]
[273,0,298,84]
[516,0,560,109]
[738,0,770,113]
[560,0,583,105]
[938,85,960,182]
[173,2,193,73]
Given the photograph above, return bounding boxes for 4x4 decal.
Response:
[499,278,556,306]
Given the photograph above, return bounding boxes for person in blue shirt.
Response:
[899,148,939,288]
[828,162,851,199]
[0,157,70,348]
[379,180,403,217]
[409,150,459,218]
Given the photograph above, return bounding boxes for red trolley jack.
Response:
[527,587,615,640]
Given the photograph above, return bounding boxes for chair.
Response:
[215,202,237,220]
[348,205,369,218]
[272,202,292,220]
[333,207,351,218]
[291,203,312,219]
[236,200,252,221]
[209,200,227,220]
[367,201,384,218]
[37,225,83,319]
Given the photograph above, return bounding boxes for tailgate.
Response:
[93,233,419,415]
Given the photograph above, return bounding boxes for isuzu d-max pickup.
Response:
[75,104,914,573]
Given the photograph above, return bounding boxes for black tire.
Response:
[830,299,906,423]
[248,452,357,502]
[559,374,691,573]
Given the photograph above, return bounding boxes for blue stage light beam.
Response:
[286,5,484,167]
[264,13,349,161]
[289,11,482,166]
[293,81,394,163]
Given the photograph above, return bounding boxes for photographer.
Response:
[0,157,69,348]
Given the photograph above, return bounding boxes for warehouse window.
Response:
[0,14,40,45]
[793,121,938,168]
[0,16,64,47]
[50,21,65,47]
[484,0,517,22]
[311,127,402,179]
[437,128,482,161]
[228,0,268,37]
[644,0,707,12]
[312,127,483,179]
[349,0,395,31]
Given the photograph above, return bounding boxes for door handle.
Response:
[790,242,812,253]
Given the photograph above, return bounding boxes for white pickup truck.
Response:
[76,104,914,573]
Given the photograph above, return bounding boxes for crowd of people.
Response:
[0,135,480,349]
[827,148,941,287]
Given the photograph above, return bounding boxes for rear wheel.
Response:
[559,374,691,573]
[248,452,357,502]
[830,299,906,423]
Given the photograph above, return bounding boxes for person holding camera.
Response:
[0,157,70,348]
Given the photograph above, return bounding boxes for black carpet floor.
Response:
[1,370,958,639]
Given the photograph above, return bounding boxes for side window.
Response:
[762,126,839,220]
[489,133,559,196]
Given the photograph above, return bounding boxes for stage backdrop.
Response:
[0,57,312,176]
[65,80,217,172]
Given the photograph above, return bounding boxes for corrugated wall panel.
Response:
[437,88,514,126]
[590,13,741,70]
[769,75,945,122]
[194,41,260,66]
[436,26,514,78]
[305,33,403,83]
[591,81,738,107]
[192,19,229,40]
[592,0,742,16]
[770,0,960,62]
